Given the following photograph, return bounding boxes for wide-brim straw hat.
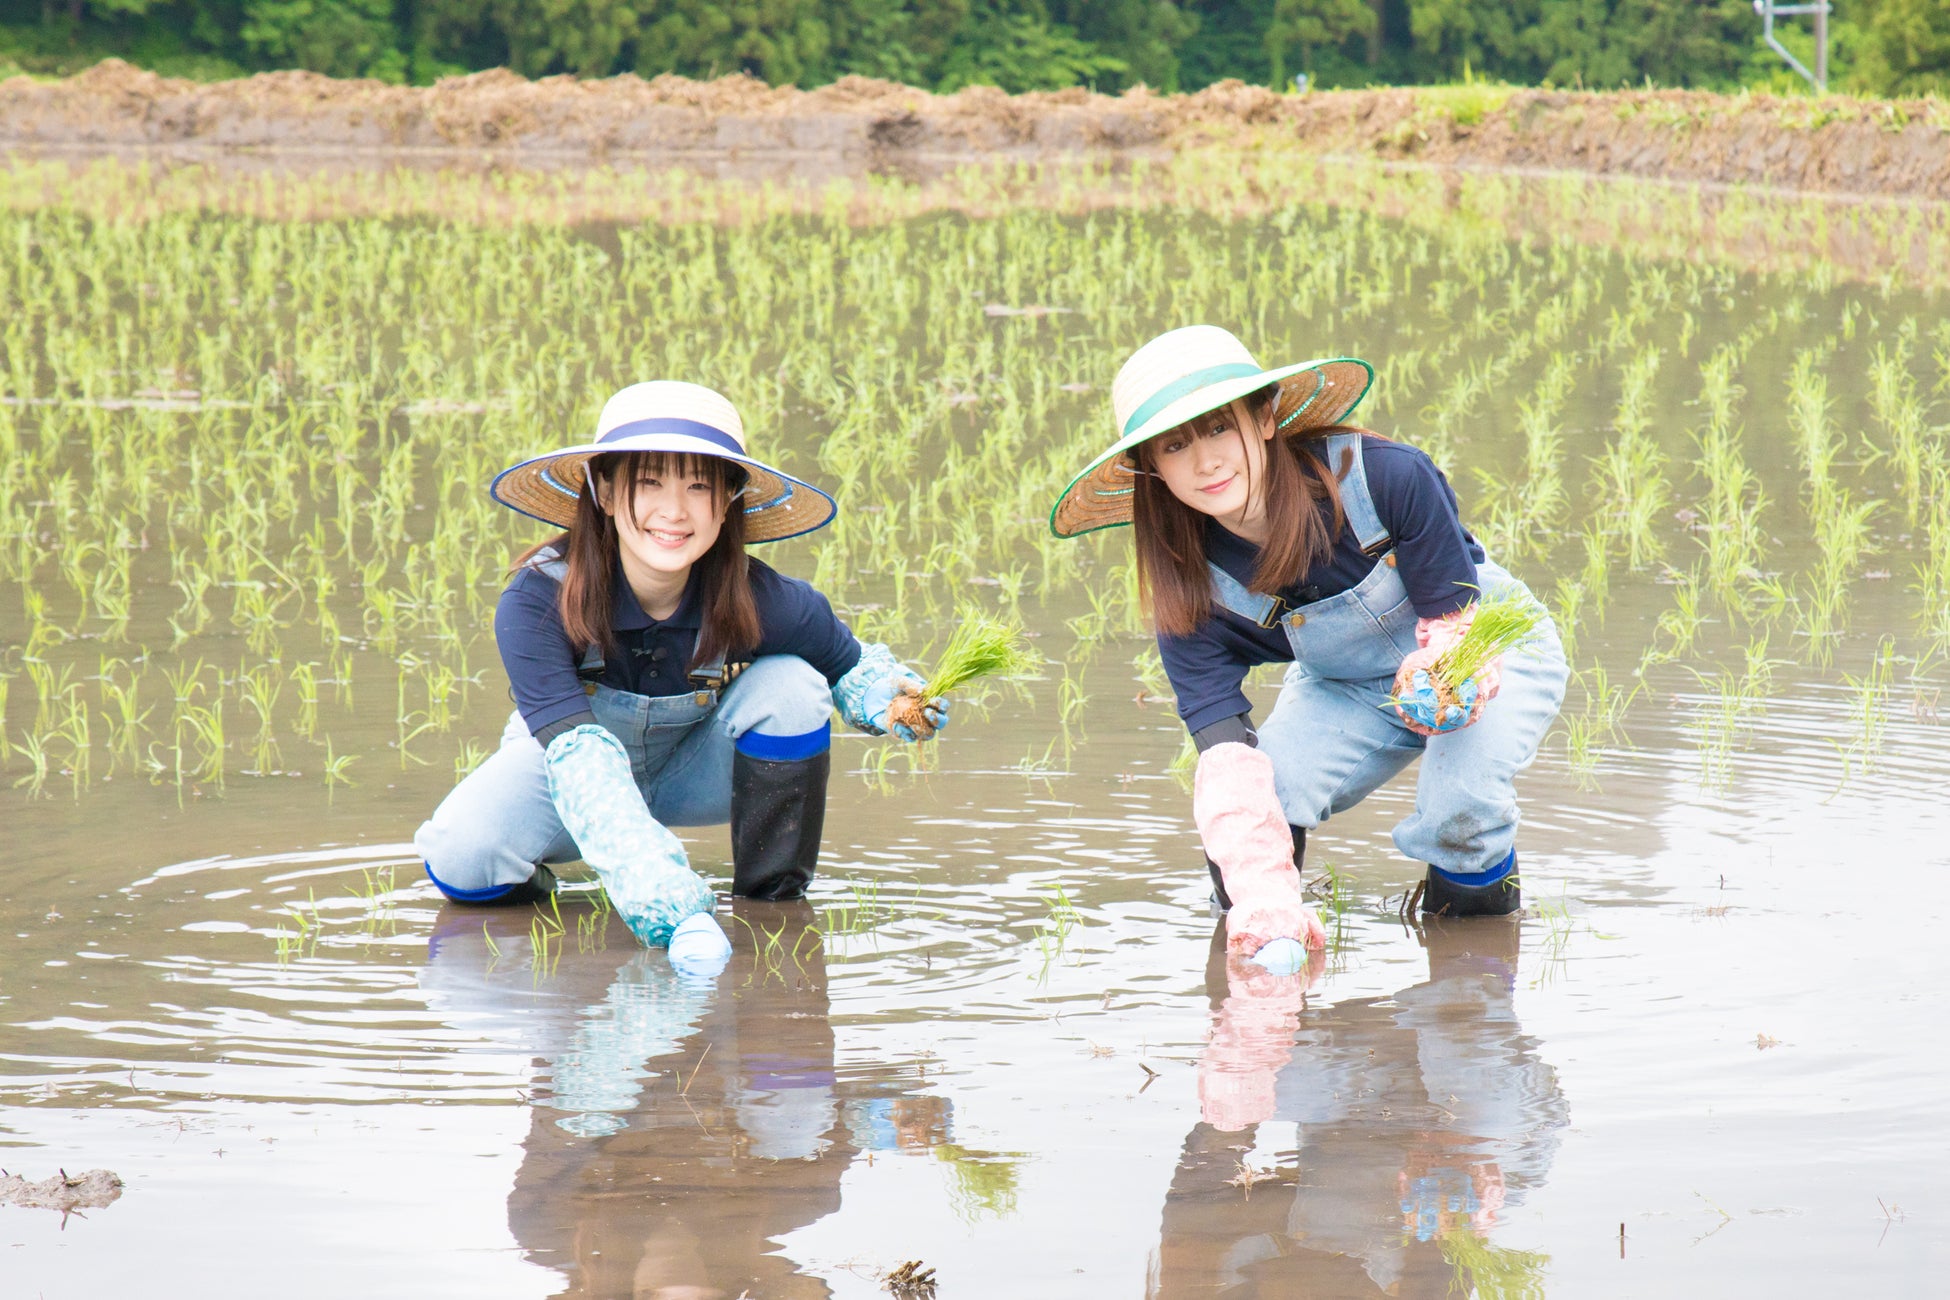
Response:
[491,381,836,543]
[1049,325,1374,539]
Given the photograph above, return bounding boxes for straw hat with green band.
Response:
[1049,325,1374,539]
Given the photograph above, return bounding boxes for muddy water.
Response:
[5,194,1950,1296]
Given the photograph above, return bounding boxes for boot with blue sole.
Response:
[1420,850,1520,918]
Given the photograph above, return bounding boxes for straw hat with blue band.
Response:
[1049,325,1374,539]
[491,380,837,543]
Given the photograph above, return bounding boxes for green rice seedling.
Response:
[1032,881,1083,983]
[1406,590,1547,712]
[1843,637,1898,772]
[322,738,358,790]
[1131,645,1172,701]
[98,668,151,773]
[290,662,320,738]
[238,666,281,774]
[529,896,567,981]
[275,891,320,964]
[454,739,489,783]
[1304,860,1355,959]
[1056,665,1089,729]
[1578,524,1613,618]
[1685,665,1764,795]
[178,701,225,787]
[11,731,51,798]
[1561,665,1640,790]
[888,610,1032,738]
[353,863,400,937]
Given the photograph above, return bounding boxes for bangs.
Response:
[597,450,750,514]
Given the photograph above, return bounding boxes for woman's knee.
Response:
[414,744,570,897]
[720,655,834,747]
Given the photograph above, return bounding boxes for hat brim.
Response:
[1048,357,1374,540]
[491,431,837,543]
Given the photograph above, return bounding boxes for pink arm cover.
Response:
[1192,742,1327,956]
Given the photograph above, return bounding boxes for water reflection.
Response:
[1155,920,1567,1298]
[420,899,949,1299]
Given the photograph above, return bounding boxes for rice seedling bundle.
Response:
[1392,592,1548,733]
[886,611,1033,740]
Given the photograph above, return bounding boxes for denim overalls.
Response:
[414,552,835,897]
[1213,432,1568,876]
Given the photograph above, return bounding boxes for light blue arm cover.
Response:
[832,642,919,736]
[543,724,715,948]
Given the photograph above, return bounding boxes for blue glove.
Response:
[866,676,951,743]
[835,643,947,741]
[543,725,715,948]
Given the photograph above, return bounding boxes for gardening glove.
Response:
[1197,946,1324,1132]
[1193,743,1328,961]
[1392,608,1502,737]
[834,643,947,742]
[878,678,949,742]
[543,725,722,956]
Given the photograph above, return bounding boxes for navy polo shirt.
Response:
[1159,436,1485,736]
[496,551,863,742]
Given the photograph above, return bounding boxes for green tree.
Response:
[1408,0,1535,80]
[240,0,404,79]
[933,0,1126,91]
[1050,0,1195,90]
[1854,0,1950,94]
[487,0,645,78]
[1266,0,1374,84]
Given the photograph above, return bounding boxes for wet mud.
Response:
[0,1169,123,1215]
[2,59,1948,201]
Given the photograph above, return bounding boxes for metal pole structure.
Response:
[1815,0,1828,90]
[1753,0,1832,94]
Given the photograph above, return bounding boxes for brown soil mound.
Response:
[3,60,1947,201]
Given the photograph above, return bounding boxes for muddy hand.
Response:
[1392,646,1499,736]
[884,677,948,742]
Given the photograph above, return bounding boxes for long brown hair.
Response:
[1132,387,1365,637]
[511,451,761,671]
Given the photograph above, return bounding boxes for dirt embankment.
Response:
[3,59,1948,202]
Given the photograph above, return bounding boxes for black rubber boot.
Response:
[1207,825,1306,912]
[1420,856,1521,918]
[730,749,830,901]
[500,863,559,906]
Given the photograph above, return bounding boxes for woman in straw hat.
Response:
[415,381,946,972]
[1051,327,1566,970]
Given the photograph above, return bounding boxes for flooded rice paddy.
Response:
[3,157,1949,1295]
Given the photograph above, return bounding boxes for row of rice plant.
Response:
[1,166,1944,804]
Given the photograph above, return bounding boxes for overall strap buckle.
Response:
[685,628,749,706]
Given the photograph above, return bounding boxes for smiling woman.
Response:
[1050,325,1569,970]
[412,381,949,971]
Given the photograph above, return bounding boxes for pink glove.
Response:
[1392,609,1502,737]
[1193,743,1328,958]
[1197,949,1322,1131]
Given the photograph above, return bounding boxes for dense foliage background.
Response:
[0,0,1944,95]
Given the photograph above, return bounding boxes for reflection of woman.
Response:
[1050,328,1567,968]
[413,382,945,962]
[418,899,949,1299]
[1154,921,1568,1298]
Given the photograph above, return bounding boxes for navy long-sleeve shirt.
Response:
[496,546,862,742]
[1160,436,1485,736]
